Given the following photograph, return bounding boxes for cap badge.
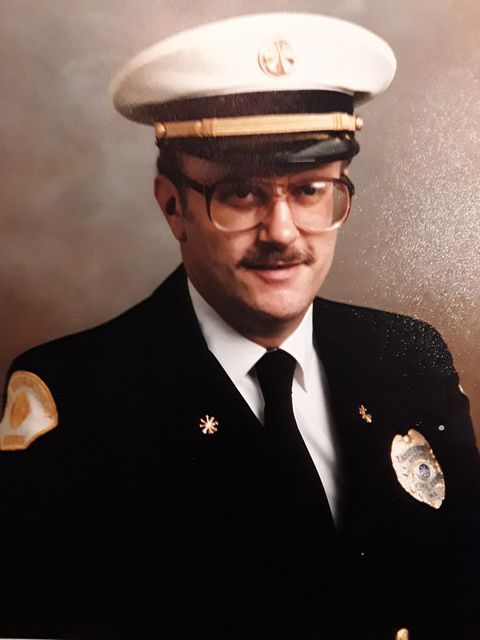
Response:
[391,429,445,509]
[258,38,297,77]
[358,404,373,423]
[199,414,219,435]
[0,370,58,451]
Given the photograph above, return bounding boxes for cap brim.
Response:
[158,133,359,170]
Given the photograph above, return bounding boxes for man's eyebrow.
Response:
[216,169,337,183]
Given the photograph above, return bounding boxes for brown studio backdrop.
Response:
[1,0,479,437]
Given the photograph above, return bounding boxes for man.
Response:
[1,12,479,640]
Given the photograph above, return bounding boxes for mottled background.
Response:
[1,0,479,436]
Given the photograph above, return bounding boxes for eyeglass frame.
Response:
[167,170,355,233]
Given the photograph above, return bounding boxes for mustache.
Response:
[238,246,315,268]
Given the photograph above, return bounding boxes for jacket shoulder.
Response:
[4,266,188,389]
[315,295,429,329]
[314,296,456,379]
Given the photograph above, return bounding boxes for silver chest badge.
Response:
[391,429,445,509]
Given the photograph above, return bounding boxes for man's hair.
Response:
[156,144,182,179]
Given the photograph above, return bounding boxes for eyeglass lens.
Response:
[210,179,350,232]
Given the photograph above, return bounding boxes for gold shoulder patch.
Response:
[0,370,58,451]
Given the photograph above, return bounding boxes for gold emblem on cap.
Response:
[258,38,297,77]
[199,415,219,435]
[391,429,445,509]
[0,370,58,451]
[359,404,373,423]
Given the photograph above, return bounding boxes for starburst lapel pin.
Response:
[199,415,219,435]
[358,404,373,423]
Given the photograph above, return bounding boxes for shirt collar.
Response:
[188,280,314,391]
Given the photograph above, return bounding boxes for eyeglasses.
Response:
[171,171,355,233]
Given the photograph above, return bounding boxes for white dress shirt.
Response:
[188,280,340,521]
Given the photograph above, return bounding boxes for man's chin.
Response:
[242,268,317,308]
[246,295,311,325]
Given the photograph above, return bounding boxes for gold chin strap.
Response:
[154,112,363,139]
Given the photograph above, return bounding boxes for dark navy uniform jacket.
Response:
[1,266,479,640]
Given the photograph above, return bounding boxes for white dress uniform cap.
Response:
[111,12,396,167]
[111,12,396,126]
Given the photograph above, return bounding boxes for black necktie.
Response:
[254,348,336,535]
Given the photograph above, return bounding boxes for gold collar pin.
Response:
[199,415,219,435]
[359,404,373,423]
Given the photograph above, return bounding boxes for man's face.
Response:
[157,154,345,341]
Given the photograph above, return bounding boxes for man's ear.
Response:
[341,158,351,176]
[154,175,187,242]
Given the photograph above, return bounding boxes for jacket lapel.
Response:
[145,267,262,469]
[313,298,405,528]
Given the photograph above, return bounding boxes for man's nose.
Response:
[257,198,300,245]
